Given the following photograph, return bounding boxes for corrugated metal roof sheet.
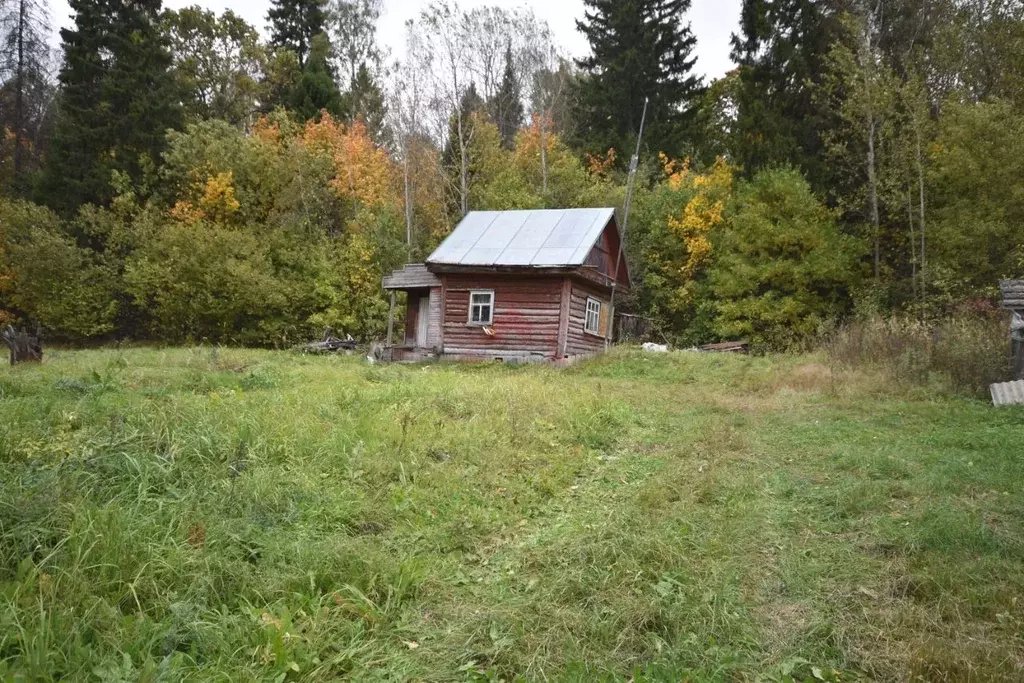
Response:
[991,380,1024,406]
[427,208,617,268]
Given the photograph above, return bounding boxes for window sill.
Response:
[466,322,494,328]
[583,330,605,338]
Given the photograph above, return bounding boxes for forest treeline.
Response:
[1,0,1023,347]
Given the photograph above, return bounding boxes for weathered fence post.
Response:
[1012,312,1024,380]
[998,281,1024,380]
[1,324,44,366]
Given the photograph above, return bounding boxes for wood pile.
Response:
[2,325,43,365]
[298,328,358,354]
[699,341,749,354]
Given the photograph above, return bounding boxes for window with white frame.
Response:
[585,297,602,335]
[469,290,494,325]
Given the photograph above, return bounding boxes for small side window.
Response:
[469,290,494,325]
[585,297,602,335]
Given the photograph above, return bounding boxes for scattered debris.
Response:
[642,342,669,353]
[298,328,358,354]
[990,380,1024,407]
[699,341,749,354]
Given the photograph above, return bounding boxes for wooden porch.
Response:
[382,264,443,362]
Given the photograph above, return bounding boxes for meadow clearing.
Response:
[1,347,1023,681]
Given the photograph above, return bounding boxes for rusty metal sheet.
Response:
[429,208,616,268]
[990,380,1024,406]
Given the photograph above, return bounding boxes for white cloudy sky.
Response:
[48,0,742,81]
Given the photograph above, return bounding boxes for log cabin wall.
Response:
[440,274,563,359]
[566,278,611,356]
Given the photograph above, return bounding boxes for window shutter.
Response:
[598,301,609,337]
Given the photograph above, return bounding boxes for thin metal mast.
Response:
[606,97,648,349]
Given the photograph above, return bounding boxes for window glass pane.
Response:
[481,305,491,322]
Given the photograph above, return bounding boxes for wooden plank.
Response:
[386,291,396,345]
[438,279,447,353]
[557,276,572,359]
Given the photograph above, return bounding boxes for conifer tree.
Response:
[344,62,388,144]
[267,0,327,69]
[291,32,343,121]
[490,45,523,150]
[574,0,703,159]
[729,0,850,183]
[0,0,53,186]
[39,0,181,214]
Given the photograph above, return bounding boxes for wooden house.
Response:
[381,208,630,363]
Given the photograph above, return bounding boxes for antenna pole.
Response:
[606,97,648,350]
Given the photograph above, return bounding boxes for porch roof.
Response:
[383,263,441,290]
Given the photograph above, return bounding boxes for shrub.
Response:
[824,314,1010,397]
[710,168,865,350]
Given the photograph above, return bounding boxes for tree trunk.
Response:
[867,113,880,279]
[908,188,917,301]
[540,112,548,194]
[458,115,469,216]
[403,137,414,258]
[14,0,26,176]
[2,325,43,365]
[915,124,926,282]
[859,9,881,281]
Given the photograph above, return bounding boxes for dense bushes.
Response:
[0,116,408,345]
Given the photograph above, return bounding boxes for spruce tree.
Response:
[730,0,849,184]
[268,0,327,68]
[291,32,343,121]
[39,0,181,214]
[344,62,388,144]
[574,0,703,159]
[490,45,523,150]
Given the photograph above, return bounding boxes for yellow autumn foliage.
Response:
[664,156,733,284]
[169,171,241,225]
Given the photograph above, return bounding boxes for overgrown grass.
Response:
[2,347,1023,681]
[824,314,1012,397]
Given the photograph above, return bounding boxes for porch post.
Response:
[386,291,396,346]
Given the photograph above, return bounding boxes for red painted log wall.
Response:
[566,279,610,356]
[441,274,563,358]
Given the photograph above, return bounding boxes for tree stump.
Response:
[1,325,43,365]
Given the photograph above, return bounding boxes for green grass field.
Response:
[2,348,1023,681]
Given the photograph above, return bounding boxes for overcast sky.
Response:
[48,0,742,81]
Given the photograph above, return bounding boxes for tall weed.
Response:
[824,314,1010,397]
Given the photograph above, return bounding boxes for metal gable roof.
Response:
[427,208,617,268]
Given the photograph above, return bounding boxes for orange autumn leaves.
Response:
[301,116,399,214]
[171,115,400,226]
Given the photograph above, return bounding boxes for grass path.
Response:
[1,348,1023,681]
